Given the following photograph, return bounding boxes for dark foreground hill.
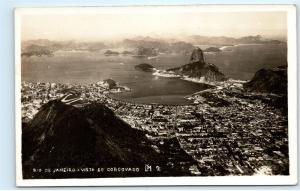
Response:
[168,48,226,81]
[244,65,287,94]
[22,100,196,179]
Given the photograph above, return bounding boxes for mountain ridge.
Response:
[22,99,196,178]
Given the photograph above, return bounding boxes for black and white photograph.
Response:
[15,5,297,186]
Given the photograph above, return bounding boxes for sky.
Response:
[20,7,287,41]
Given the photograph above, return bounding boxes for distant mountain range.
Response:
[21,35,285,57]
[186,35,284,45]
[21,39,107,57]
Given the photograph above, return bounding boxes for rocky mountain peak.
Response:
[190,47,205,65]
[167,47,226,82]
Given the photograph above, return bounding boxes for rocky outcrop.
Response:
[168,48,226,81]
[103,79,117,89]
[243,65,287,94]
[22,99,195,179]
[190,48,205,65]
[134,63,155,72]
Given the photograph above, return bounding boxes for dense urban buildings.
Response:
[21,79,289,176]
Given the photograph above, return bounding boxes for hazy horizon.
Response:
[21,34,287,43]
[21,8,287,42]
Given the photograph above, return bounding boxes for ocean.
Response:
[21,43,287,104]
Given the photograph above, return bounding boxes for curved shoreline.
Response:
[107,93,196,106]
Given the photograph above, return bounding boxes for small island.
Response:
[104,50,119,56]
[134,63,155,72]
[204,47,221,52]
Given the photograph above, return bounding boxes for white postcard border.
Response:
[15,5,297,186]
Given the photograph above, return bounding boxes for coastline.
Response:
[20,75,247,122]
[152,68,247,87]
